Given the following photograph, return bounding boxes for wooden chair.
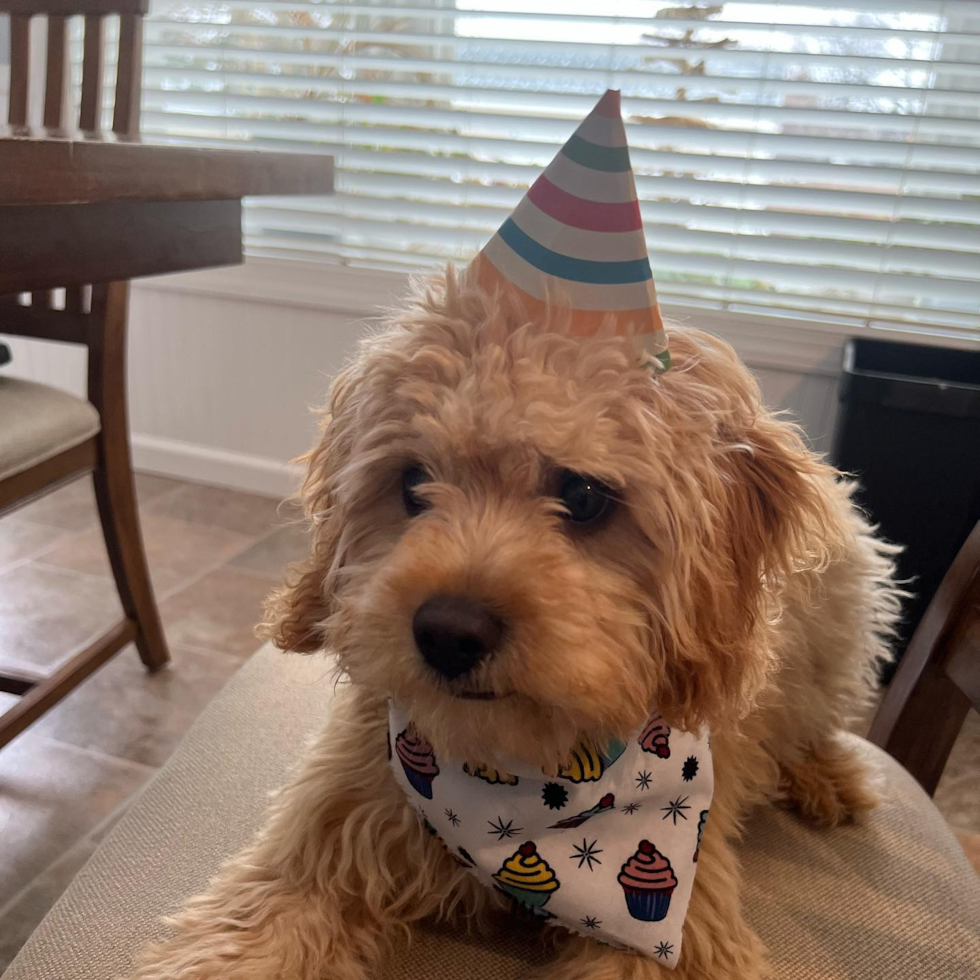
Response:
[869,520,980,795]
[0,0,168,750]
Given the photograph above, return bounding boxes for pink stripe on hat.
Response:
[527,176,643,233]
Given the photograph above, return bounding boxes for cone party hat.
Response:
[471,90,669,372]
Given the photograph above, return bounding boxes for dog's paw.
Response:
[778,737,878,828]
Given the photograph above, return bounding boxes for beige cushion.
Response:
[0,376,100,481]
[5,646,978,980]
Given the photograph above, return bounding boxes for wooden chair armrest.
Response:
[868,520,980,794]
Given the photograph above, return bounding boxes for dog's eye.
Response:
[402,465,431,517]
[557,471,614,525]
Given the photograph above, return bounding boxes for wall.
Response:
[7,293,363,496]
[5,260,854,499]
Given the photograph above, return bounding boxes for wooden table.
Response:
[0,132,335,293]
[0,130,333,749]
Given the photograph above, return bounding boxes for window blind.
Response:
[138,2,979,337]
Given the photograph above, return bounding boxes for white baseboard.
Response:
[132,434,304,499]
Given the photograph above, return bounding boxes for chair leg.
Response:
[92,464,169,672]
[88,281,170,673]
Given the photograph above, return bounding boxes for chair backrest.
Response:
[2,1,147,313]
[869,520,980,795]
[3,0,148,139]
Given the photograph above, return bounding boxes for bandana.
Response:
[388,702,712,967]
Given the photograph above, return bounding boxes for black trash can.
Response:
[832,338,980,681]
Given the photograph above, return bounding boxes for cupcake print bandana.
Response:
[388,702,713,967]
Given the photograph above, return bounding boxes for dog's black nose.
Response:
[412,594,503,680]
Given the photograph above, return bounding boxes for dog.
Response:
[130,269,901,980]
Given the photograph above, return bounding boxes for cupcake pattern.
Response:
[618,840,677,922]
[638,711,672,759]
[493,841,561,910]
[464,762,519,786]
[557,737,627,782]
[395,726,439,799]
[388,701,712,968]
[694,809,708,863]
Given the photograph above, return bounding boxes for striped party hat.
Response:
[472,90,669,372]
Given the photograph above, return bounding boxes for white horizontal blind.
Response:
[138,1,979,338]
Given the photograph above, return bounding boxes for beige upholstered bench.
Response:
[4,644,979,980]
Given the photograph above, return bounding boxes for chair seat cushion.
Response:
[5,646,978,980]
[0,376,100,481]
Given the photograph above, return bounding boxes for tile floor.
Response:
[0,474,977,970]
[0,473,306,970]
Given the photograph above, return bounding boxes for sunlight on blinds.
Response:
[134,1,980,337]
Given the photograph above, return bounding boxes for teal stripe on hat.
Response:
[498,219,652,285]
[561,134,631,173]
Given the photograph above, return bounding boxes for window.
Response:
[0,16,9,103]
[140,2,979,338]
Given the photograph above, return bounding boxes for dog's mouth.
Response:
[451,687,513,701]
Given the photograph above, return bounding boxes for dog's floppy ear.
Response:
[260,363,361,653]
[647,329,842,730]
